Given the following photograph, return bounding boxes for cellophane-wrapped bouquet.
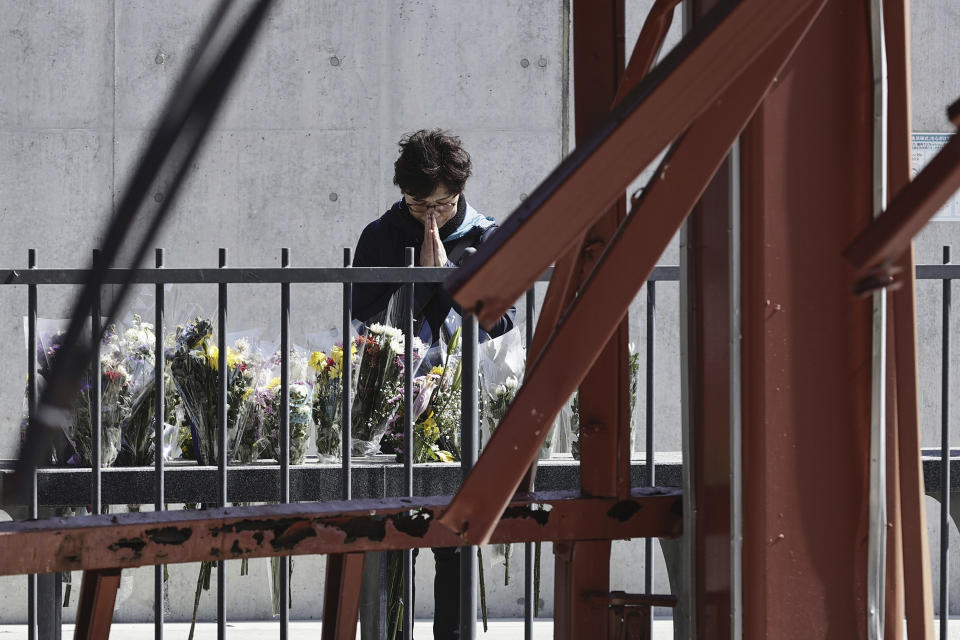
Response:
[351,324,405,455]
[169,318,258,465]
[309,341,356,460]
[382,326,463,463]
[259,348,313,465]
[312,325,425,460]
[114,315,184,467]
[35,325,131,467]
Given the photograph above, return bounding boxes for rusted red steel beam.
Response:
[884,0,935,635]
[739,1,876,636]
[686,0,736,634]
[525,0,681,372]
[891,246,934,640]
[520,0,680,502]
[555,3,627,638]
[73,568,122,640]
[437,1,824,547]
[612,0,682,106]
[0,488,680,577]
[844,129,960,277]
[446,0,825,330]
[321,553,365,640]
[521,0,679,500]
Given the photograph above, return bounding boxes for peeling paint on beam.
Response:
[0,488,681,576]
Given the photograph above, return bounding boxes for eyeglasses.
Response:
[403,193,459,213]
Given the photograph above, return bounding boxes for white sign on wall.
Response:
[912,133,960,221]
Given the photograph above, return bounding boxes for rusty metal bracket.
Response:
[584,591,677,640]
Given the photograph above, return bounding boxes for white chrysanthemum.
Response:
[368,323,402,340]
[411,336,427,356]
[505,376,519,390]
[233,337,251,356]
[495,384,507,397]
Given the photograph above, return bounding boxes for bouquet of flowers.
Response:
[259,348,314,465]
[169,318,256,465]
[478,329,525,446]
[382,365,452,463]
[224,337,270,464]
[309,340,356,460]
[350,324,406,454]
[310,324,427,458]
[382,327,462,463]
[35,325,132,467]
[113,315,185,466]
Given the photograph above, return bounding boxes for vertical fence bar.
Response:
[218,248,228,640]
[460,314,479,640]
[645,280,656,610]
[91,250,102,513]
[524,287,535,640]
[280,248,291,639]
[342,248,352,500]
[154,249,165,640]
[403,247,415,640]
[27,249,38,640]
[942,245,950,640]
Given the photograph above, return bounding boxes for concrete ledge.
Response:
[0,453,684,507]
[3,449,955,508]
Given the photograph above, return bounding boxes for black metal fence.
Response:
[0,249,676,640]
[3,249,959,638]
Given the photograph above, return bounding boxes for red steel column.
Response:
[686,0,733,636]
[739,1,874,638]
[553,2,628,638]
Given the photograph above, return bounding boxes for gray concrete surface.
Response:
[2,0,960,627]
[2,620,677,640]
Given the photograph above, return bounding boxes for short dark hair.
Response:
[393,129,472,199]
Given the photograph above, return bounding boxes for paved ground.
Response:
[0,619,673,639]
[3,619,960,638]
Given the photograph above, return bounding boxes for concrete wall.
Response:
[0,0,959,624]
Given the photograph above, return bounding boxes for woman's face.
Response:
[403,185,460,227]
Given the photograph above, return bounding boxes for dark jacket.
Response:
[351,197,515,343]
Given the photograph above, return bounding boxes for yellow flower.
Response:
[309,351,327,372]
[430,365,444,376]
[331,345,344,369]
[226,347,243,370]
[205,344,219,370]
[267,377,281,390]
[421,414,439,439]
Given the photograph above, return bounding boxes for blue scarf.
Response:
[444,202,495,241]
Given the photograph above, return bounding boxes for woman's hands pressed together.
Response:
[419,211,448,267]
